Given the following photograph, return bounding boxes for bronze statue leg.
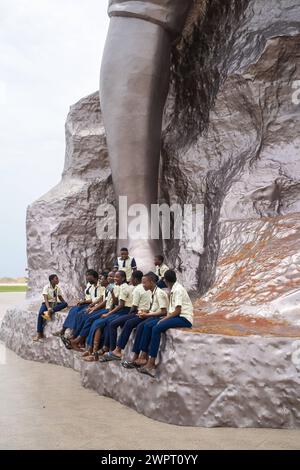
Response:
[100,1,193,271]
[100,17,171,270]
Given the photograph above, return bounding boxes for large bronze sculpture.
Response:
[100,0,196,270]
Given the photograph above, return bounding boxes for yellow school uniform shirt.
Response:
[169,281,194,325]
[114,256,137,282]
[113,284,120,299]
[42,284,63,303]
[105,285,115,310]
[150,286,169,313]
[90,283,105,304]
[84,282,93,301]
[155,263,169,280]
[119,283,134,308]
[132,283,151,311]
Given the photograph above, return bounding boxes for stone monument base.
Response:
[1,303,300,428]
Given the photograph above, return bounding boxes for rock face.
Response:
[162,0,300,297]
[2,305,300,428]
[26,94,116,301]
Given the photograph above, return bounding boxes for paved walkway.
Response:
[0,293,300,450]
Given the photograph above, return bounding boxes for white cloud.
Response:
[0,0,109,276]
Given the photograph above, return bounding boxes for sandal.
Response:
[138,367,156,378]
[100,352,122,362]
[97,348,108,357]
[81,350,92,357]
[32,335,43,343]
[60,336,72,350]
[121,360,139,369]
[83,352,99,362]
[52,331,63,337]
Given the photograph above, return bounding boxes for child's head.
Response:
[100,272,109,287]
[86,270,99,285]
[120,247,129,260]
[108,271,115,284]
[115,270,127,285]
[142,272,159,291]
[49,274,59,286]
[164,270,177,288]
[131,270,143,286]
[154,255,164,266]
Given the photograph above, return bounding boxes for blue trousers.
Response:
[116,315,146,350]
[103,312,137,350]
[37,302,68,334]
[87,307,130,348]
[148,316,192,358]
[132,317,161,355]
[63,304,87,330]
[74,309,108,338]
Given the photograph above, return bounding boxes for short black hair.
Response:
[120,247,128,252]
[132,270,143,281]
[101,271,109,279]
[144,271,159,284]
[155,255,164,262]
[164,270,177,284]
[87,270,99,280]
[86,269,95,275]
[49,274,58,282]
[117,270,127,281]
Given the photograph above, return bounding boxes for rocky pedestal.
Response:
[1,305,300,428]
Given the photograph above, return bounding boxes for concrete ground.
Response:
[1,292,300,450]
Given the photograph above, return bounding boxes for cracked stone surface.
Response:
[1,305,300,428]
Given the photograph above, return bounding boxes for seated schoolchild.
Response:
[100,270,151,361]
[66,271,111,351]
[53,269,99,338]
[33,274,68,342]
[82,270,133,362]
[110,271,169,367]
[138,270,193,378]
[154,255,169,289]
[72,270,117,353]
[113,247,137,282]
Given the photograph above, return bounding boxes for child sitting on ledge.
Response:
[33,274,68,342]
[137,270,193,378]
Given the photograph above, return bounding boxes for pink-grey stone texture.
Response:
[1,307,300,427]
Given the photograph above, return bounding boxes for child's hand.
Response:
[138,311,148,319]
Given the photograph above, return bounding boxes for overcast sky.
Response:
[0,0,109,277]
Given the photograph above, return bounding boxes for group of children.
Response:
[33,248,194,377]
